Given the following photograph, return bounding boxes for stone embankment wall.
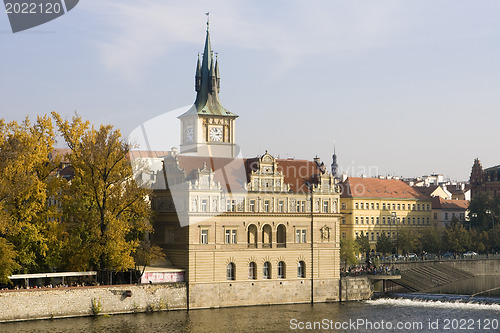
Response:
[0,283,186,322]
[339,277,373,301]
[0,277,373,322]
[393,259,500,276]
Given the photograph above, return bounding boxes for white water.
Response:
[367,297,500,312]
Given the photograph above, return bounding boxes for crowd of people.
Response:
[1,281,99,291]
[340,264,399,277]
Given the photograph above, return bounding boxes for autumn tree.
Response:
[0,116,66,275]
[443,218,471,253]
[420,226,443,254]
[52,112,153,275]
[397,226,422,255]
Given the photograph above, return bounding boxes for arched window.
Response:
[278,261,286,279]
[263,261,271,279]
[227,263,235,280]
[297,261,305,278]
[248,262,256,280]
[277,224,286,248]
[247,224,257,248]
[262,224,272,248]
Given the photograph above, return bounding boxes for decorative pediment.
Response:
[247,151,287,192]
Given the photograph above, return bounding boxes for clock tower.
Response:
[179,22,238,158]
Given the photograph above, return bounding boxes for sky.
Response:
[1,0,500,181]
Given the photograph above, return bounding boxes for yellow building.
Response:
[339,177,432,251]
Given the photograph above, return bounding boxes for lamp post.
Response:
[486,210,495,229]
[305,182,314,305]
[470,213,477,230]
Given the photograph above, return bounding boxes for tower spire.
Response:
[331,141,338,178]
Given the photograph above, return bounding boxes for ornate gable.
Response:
[248,151,289,192]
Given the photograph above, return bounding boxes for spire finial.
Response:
[205,12,210,31]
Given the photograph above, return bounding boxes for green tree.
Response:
[443,218,471,253]
[420,226,443,254]
[340,237,359,267]
[376,233,393,255]
[355,234,370,259]
[397,226,421,255]
[53,112,153,274]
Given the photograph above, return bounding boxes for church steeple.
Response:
[331,142,338,178]
[187,21,236,117]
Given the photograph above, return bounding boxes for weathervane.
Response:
[206,12,210,30]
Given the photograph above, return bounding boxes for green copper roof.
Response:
[180,27,237,118]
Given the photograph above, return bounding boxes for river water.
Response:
[2,296,500,333]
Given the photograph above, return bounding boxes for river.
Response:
[2,296,500,333]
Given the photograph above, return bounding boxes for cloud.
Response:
[83,0,407,81]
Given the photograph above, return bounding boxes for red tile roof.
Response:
[340,177,430,200]
[432,197,469,210]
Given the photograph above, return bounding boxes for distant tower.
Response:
[331,143,338,178]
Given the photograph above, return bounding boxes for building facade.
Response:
[141,25,342,308]
[431,196,469,228]
[470,158,500,198]
[339,177,433,251]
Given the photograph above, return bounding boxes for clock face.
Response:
[209,127,223,142]
[186,127,194,142]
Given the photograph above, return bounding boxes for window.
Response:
[297,261,306,278]
[371,232,374,241]
[355,203,359,209]
[397,204,400,210]
[248,262,256,280]
[417,204,420,211]
[402,204,405,210]
[376,203,380,210]
[301,201,306,212]
[412,204,416,210]
[360,203,364,209]
[278,200,284,212]
[323,201,329,213]
[201,229,208,244]
[434,213,437,220]
[427,217,430,225]
[262,224,272,247]
[342,232,346,238]
[227,263,235,280]
[360,217,364,224]
[342,218,346,225]
[355,217,359,224]
[165,228,174,244]
[264,200,270,212]
[382,203,386,210]
[376,217,379,224]
[392,204,395,210]
[445,213,449,220]
[342,202,346,210]
[382,217,386,224]
[296,229,307,243]
[225,229,237,244]
[249,200,255,212]
[413,217,416,224]
[402,217,405,224]
[278,261,286,279]
[263,261,271,279]
[201,199,208,212]
[427,204,430,211]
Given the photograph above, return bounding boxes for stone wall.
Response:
[339,277,373,301]
[0,283,186,322]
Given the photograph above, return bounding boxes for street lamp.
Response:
[486,210,495,229]
[469,213,477,230]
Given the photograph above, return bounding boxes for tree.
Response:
[420,226,443,254]
[133,241,166,280]
[355,234,371,263]
[376,233,393,255]
[397,226,422,255]
[0,238,20,284]
[443,218,471,253]
[340,237,359,267]
[53,112,153,274]
[0,116,66,273]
